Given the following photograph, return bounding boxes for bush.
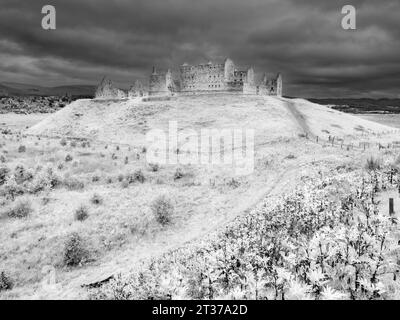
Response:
[70,141,77,148]
[151,195,174,225]
[3,176,23,200]
[63,233,89,267]
[90,193,103,205]
[18,145,26,153]
[65,154,73,162]
[6,198,32,218]
[29,168,61,193]
[366,157,381,171]
[0,271,13,291]
[92,174,101,182]
[74,205,89,221]
[0,155,6,163]
[0,166,9,185]
[14,165,33,184]
[127,170,145,184]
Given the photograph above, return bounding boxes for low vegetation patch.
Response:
[0,271,13,291]
[151,195,174,225]
[90,193,103,205]
[5,198,32,218]
[74,205,89,221]
[93,164,400,300]
[63,233,89,267]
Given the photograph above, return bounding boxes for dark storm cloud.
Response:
[0,0,399,97]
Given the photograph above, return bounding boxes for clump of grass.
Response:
[0,155,6,163]
[151,195,174,225]
[60,138,67,146]
[121,180,129,188]
[18,145,26,153]
[65,154,73,162]
[70,141,77,148]
[0,166,9,185]
[148,163,160,172]
[62,176,84,190]
[285,154,296,160]
[6,198,33,218]
[127,170,145,184]
[173,167,185,180]
[0,271,13,291]
[63,233,89,267]
[90,193,103,205]
[92,174,101,182]
[366,156,381,171]
[226,178,240,189]
[74,205,89,221]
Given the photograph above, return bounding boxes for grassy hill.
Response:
[1,94,399,299]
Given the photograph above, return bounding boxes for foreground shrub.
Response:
[63,233,89,267]
[18,145,26,153]
[74,205,89,221]
[93,165,400,300]
[366,157,381,171]
[0,271,13,291]
[151,195,173,225]
[6,198,32,218]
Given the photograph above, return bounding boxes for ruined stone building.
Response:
[95,77,127,99]
[149,58,282,96]
[94,58,282,99]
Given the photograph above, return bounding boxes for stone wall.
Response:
[258,73,282,97]
[180,62,226,92]
[95,77,127,99]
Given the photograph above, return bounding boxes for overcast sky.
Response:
[0,0,399,98]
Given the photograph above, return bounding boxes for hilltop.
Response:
[27,94,392,147]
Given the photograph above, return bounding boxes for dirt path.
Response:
[277,97,313,138]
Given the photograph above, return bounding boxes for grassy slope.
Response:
[1,94,399,299]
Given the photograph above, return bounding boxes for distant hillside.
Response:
[0,82,95,97]
[307,98,400,114]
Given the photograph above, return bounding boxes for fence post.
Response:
[389,198,394,216]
